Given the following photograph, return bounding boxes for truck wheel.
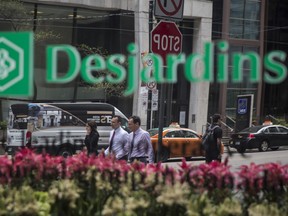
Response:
[58,147,73,158]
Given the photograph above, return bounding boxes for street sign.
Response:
[151,20,182,64]
[154,0,184,20]
[152,89,159,111]
[146,81,157,90]
[235,94,254,132]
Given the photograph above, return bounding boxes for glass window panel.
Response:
[279,127,288,133]
[174,131,183,138]
[0,2,34,31]
[244,20,260,39]
[229,45,242,66]
[20,3,35,31]
[34,4,75,101]
[243,47,259,52]
[182,130,197,138]
[229,0,260,40]
[230,0,244,18]
[228,45,259,87]
[75,8,110,50]
[75,8,134,55]
[36,5,73,44]
[268,127,278,133]
[229,18,243,38]
[228,67,258,89]
[245,0,260,20]
[165,131,183,138]
[243,46,259,68]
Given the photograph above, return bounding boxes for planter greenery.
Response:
[0,121,7,130]
[0,149,287,215]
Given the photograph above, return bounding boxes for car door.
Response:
[277,126,288,146]
[182,130,203,157]
[266,126,279,147]
[163,130,186,157]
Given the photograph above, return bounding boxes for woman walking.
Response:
[85,120,99,155]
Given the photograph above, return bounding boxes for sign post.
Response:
[154,0,184,20]
[151,20,182,64]
[150,20,182,162]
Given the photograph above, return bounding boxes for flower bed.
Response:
[0,149,287,215]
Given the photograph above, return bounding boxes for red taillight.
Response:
[26,131,32,148]
[248,133,255,138]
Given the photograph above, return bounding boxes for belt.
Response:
[129,156,147,163]
[118,155,128,161]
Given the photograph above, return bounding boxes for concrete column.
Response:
[132,0,150,128]
[188,17,212,134]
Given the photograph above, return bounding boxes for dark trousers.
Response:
[205,153,221,163]
[118,155,128,161]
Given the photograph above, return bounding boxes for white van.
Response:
[6,102,129,156]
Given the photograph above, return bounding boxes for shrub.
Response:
[0,149,287,215]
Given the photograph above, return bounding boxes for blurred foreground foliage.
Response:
[0,149,287,215]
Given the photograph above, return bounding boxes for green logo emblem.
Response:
[0,32,33,96]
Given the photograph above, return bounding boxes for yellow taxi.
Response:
[148,127,205,161]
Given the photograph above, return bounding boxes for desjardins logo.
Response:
[0,32,287,96]
[0,32,33,96]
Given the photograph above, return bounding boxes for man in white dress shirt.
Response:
[104,115,129,160]
[127,115,154,164]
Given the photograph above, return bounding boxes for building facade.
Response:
[210,0,288,127]
[0,0,213,133]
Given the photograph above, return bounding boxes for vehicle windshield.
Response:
[9,103,85,131]
[241,125,264,133]
[148,127,169,136]
[148,129,159,136]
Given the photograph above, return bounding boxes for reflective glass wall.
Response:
[210,0,263,126]
[0,2,135,117]
[265,0,288,119]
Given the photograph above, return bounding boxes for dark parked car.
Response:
[229,125,288,153]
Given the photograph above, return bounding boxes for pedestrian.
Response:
[104,115,129,160]
[84,120,99,156]
[127,115,154,164]
[205,114,223,163]
[262,115,273,125]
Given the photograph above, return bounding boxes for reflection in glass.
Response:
[225,45,258,119]
[229,0,260,39]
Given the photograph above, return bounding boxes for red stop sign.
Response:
[151,20,182,63]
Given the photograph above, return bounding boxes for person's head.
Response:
[128,115,141,132]
[169,121,180,128]
[111,115,122,130]
[212,114,221,123]
[86,120,97,133]
[264,115,270,121]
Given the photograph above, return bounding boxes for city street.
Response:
[163,147,288,172]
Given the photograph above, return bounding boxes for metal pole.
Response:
[149,0,164,162]
[157,75,166,163]
[166,83,173,125]
[147,0,153,130]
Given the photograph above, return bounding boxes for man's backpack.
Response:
[202,125,219,151]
